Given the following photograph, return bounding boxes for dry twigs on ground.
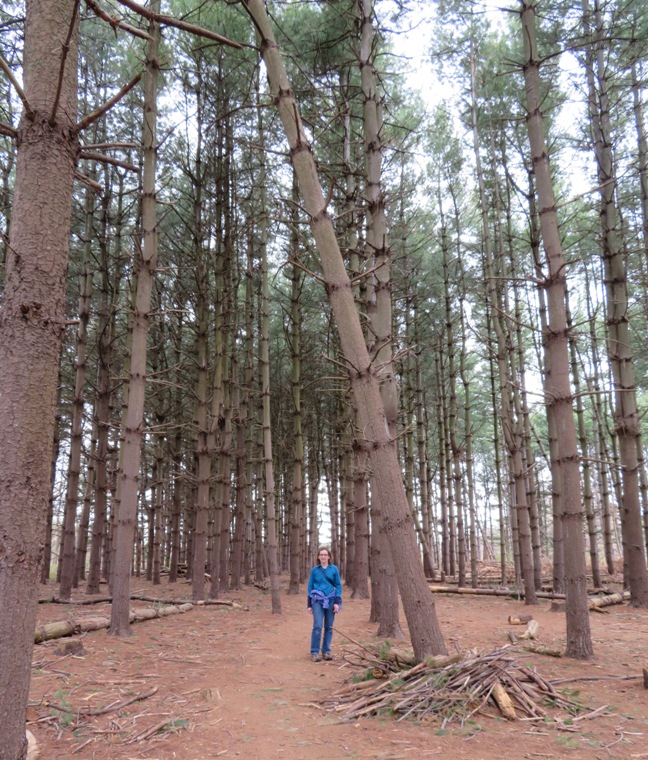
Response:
[45,686,158,717]
[323,645,605,727]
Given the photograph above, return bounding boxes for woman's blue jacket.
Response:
[307,563,342,609]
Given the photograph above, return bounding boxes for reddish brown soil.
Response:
[28,579,648,760]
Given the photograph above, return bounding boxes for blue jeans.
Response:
[310,601,335,655]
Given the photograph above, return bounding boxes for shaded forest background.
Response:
[2,0,648,623]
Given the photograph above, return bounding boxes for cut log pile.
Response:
[323,645,604,727]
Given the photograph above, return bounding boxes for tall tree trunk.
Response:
[582,0,648,606]
[435,348,450,578]
[288,173,304,594]
[87,175,121,593]
[632,60,648,269]
[75,432,96,585]
[520,0,593,658]
[471,44,534,603]
[43,390,64,585]
[59,182,95,601]
[243,0,447,660]
[528,172,564,592]
[414,307,434,577]
[358,0,404,639]
[255,72,282,611]
[110,3,160,635]
[351,441,370,598]
[585,266,616,574]
[190,70,212,601]
[441,209,466,587]
[0,1,79,755]
[566,288,601,587]
[168,323,185,585]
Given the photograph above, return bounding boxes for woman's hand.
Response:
[333,604,339,613]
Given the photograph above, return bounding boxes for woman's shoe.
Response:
[322,653,333,661]
[311,654,322,662]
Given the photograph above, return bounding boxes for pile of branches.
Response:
[323,645,599,727]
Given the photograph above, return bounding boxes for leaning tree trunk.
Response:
[0,1,79,756]
[243,0,447,660]
[520,0,593,658]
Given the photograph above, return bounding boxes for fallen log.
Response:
[491,680,516,719]
[39,596,112,605]
[34,603,194,644]
[39,592,244,608]
[508,614,533,625]
[26,731,39,760]
[429,585,630,608]
[429,585,567,599]
[523,644,562,658]
[517,620,540,640]
[588,592,630,609]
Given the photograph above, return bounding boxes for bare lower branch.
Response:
[0,121,17,139]
[82,141,139,150]
[286,256,325,285]
[556,178,616,210]
[114,0,242,48]
[76,72,142,132]
[320,352,362,377]
[79,150,139,172]
[74,170,103,192]
[85,0,153,41]
[349,260,388,286]
[0,56,33,118]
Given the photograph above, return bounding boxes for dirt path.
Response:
[29,580,648,759]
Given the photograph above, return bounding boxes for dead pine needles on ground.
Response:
[323,644,609,729]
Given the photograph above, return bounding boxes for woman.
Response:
[307,547,342,662]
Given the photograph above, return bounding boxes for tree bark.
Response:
[357,0,403,639]
[109,2,160,635]
[0,1,79,755]
[582,0,648,606]
[520,0,593,658]
[256,78,282,612]
[288,172,304,595]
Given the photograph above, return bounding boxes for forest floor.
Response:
[28,575,648,760]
